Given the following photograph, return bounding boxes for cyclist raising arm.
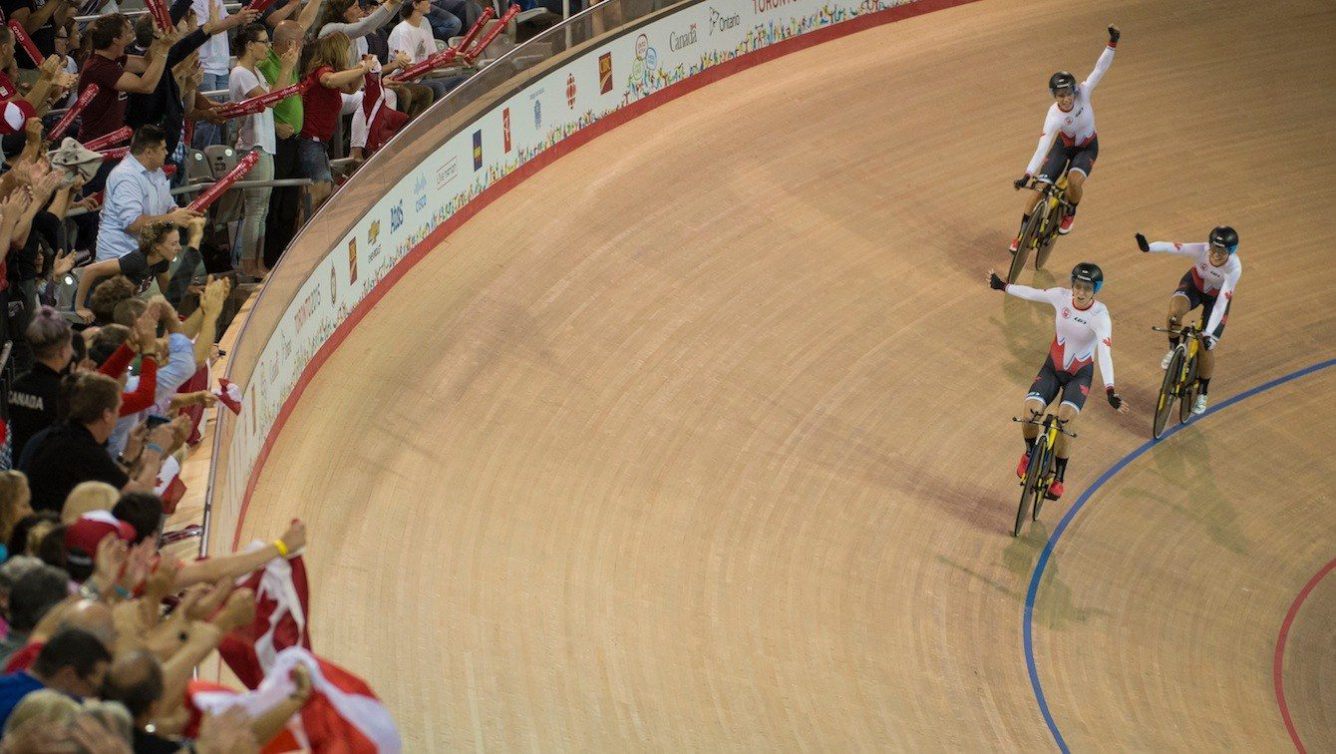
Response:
[1135,226,1242,413]
[987,263,1129,500]
[1010,25,1120,252]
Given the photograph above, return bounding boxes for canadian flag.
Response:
[153,454,187,514]
[187,648,403,753]
[219,546,312,689]
[215,377,243,415]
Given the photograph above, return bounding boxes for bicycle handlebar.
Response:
[1151,325,1203,337]
[1011,416,1078,438]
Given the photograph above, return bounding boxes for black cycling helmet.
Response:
[1049,71,1077,96]
[1209,226,1239,254]
[1071,262,1104,293]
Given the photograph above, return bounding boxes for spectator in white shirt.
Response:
[223,23,298,279]
[388,0,450,100]
[191,0,232,148]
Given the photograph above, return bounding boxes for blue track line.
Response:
[1023,357,1336,752]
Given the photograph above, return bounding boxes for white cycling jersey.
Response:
[1149,241,1243,336]
[1024,42,1117,177]
[1004,284,1116,389]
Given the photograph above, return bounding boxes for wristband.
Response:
[273,539,290,557]
[113,585,131,599]
[145,442,164,455]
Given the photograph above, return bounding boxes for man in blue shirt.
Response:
[0,628,112,730]
[95,125,202,262]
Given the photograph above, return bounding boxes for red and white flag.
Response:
[153,455,187,514]
[214,377,243,415]
[187,648,403,753]
[219,546,311,689]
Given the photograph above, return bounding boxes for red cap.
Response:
[64,511,136,567]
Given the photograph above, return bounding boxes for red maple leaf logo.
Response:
[1102,337,1112,347]
[1080,385,1089,396]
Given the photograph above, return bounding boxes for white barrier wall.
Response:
[212,0,933,549]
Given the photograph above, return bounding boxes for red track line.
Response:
[1274,554,1336,753]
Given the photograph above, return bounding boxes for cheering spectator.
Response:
[60,481,118,524]
[299,33,369,211]
[389,0,451,101]
[76,219,202,321]
[2,0,73,60]
[190,0,234,149]
[0,564,63,667]
[8,308,73,460]
[261,19,315,269]
[226,23,298,279]
[5,513,56,560]
[95,124,202,263]
[320,0,406,63]
[0,473,33,561]
[78,15,179,146]
[20,372,173,512]
[0,628,111,729]
[127,0,258,159]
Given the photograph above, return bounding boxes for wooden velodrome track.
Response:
[235,0,1336,749]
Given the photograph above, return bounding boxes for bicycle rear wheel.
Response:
[1014,443,1046,536]
[1153,349,1184,439]
[1033,202,1063,270]
[1179,353,1200,424]
[1007,208,1046,284]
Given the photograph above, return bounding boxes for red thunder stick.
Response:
[82,125,132,151]
[98,146,129,161]
[214,78,311,118]
[47,84,99,141]
[453,6,495,52]
[7,21,43,67]
[143,0,173,30]
[464,4,519,62]
[244,0,279,13]
[388,48,457,82]
[187,150,260,211]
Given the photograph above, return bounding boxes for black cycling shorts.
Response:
[1027,356,1094,412]
[1174,270,1229,345]
[1038,135,1099,182]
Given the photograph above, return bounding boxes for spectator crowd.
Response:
[0,0,528,745]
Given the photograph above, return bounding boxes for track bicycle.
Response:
[1007,174,1072,284]
[1151,323,1203,439]
[1010,412,1076,537]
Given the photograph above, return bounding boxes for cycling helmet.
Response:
[1208,226,1239,254]
[1071,262,1104,293]
[1049,71,1077,95]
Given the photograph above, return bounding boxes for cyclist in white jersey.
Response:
[1135,226,1243,414]
[988,262,1129,500]
[1009,25,1120,253]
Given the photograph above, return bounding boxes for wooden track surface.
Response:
[237,0,1336,748]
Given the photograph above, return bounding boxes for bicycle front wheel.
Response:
[1007,209,1045,284]
[1014,444,1045,536]
[1153,349,1184,439]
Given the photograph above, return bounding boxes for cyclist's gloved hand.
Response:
[1106,387,1123,410]
[1108,25,1120,44]
[1013,174,1030,190]
[989,272,1007,291]
[1135,232,1149,252]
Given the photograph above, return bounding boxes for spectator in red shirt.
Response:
[298,32,370,211]
[77,14,179,145]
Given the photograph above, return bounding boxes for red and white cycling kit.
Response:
[1004,284,1116,389]
[1024,42,1117,177]
[1148,241,1242,337]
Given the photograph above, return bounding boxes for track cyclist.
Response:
[988,263,1129,499]
[1010,25,1120,253]
[1135,226,1242,414]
